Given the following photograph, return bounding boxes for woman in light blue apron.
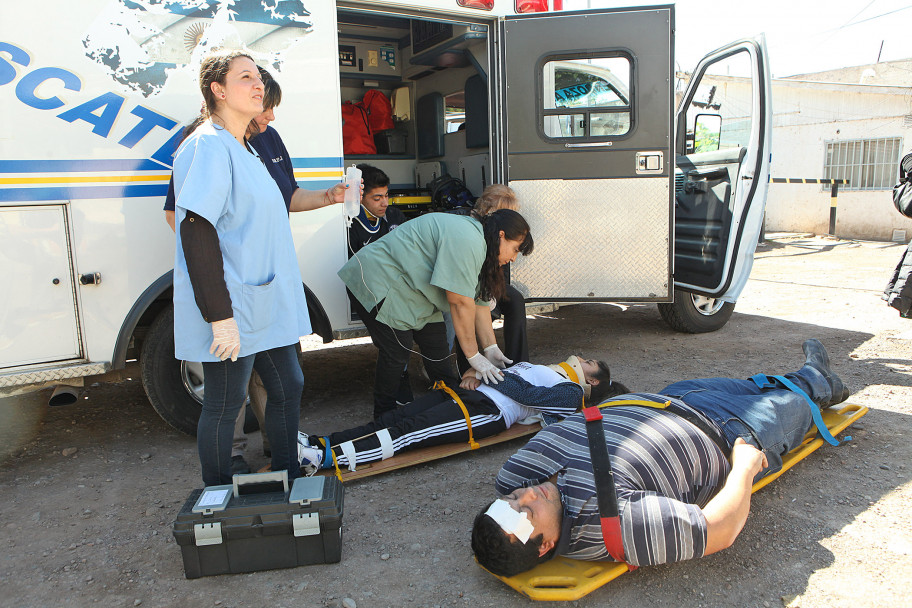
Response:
[171,50,310,486]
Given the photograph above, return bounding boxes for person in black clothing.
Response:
[346,164,411,406]
[347,164,407,256]
[296,356,626,476]
[884,152,912,318]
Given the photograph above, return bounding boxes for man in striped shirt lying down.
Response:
[472,339,851,576]
[296,356,630,474]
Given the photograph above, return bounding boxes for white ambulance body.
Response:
[0,0,771,434]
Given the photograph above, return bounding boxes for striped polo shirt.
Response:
[494,394,730,567]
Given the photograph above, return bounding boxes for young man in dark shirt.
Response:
[296,356,626,475]
[347,164,406,256]
[346,164,410,410]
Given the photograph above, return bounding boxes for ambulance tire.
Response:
[140,306,201,436]
[657,290,735,333]
[140,306,262,436]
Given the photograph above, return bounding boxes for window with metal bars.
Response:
[823,137,903,190]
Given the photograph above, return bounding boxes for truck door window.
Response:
[681,50,753,154]
[541,55,631,140]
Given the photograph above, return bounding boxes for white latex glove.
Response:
[210,318,241,362]
[468,352,504,385]
[483,344,513,369]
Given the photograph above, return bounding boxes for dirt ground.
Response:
[1,233,910,608]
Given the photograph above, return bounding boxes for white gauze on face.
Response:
[485,499,534,543]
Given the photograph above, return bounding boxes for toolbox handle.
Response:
[232,470,289,497]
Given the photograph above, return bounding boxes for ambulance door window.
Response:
[541,55,631,140]
[681,51,753,155]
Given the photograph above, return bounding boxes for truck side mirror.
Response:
[690,113,722,154]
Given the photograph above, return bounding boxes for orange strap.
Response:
[318,436,344,483]
[433,380,480,450]
[598,398,671,410]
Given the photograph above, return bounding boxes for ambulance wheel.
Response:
[140,306,260,436]
[657,290,735,333]
[140,306,201,436]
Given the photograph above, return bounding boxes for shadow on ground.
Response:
[0,302,908,607]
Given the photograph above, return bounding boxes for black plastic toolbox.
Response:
[172,472,343,578]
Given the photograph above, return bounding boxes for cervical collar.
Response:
[548,355,591,399]
[353,205,381,233]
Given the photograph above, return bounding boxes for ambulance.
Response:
[0,0,771,434]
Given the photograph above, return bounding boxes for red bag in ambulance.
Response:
[341,101,376,155]
[361,89,394,133]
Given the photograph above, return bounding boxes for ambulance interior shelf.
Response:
[336,8,490,209]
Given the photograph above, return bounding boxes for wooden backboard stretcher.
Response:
[319,420,543,482]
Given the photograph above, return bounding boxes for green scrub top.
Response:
[339,213,486,331]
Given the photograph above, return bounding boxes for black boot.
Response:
[802,339,849,408]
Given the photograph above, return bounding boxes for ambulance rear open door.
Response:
[500,6,675,306]
[499,8,771,333]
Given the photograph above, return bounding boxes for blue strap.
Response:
[321,436,334,470]
[750,373,776,389]
[767,374,842,446]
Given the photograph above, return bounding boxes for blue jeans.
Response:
[198,344,304,486]
[661,364,831,477]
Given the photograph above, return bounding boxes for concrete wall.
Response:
[764,79,912,242]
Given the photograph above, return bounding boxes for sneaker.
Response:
[297,433,323,476]
[230,455,251,476]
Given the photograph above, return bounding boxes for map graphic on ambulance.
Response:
[82,0,314,97]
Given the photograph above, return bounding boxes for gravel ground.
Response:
[1,233,910,608]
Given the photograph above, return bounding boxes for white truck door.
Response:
[500,6,674,303]
[672,36,772,303]
[0,205,81,368]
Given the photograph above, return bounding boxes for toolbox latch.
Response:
[193,522,223,546]
[191,484,233,515]
[292,513,321,537]
[289,477,325,506]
